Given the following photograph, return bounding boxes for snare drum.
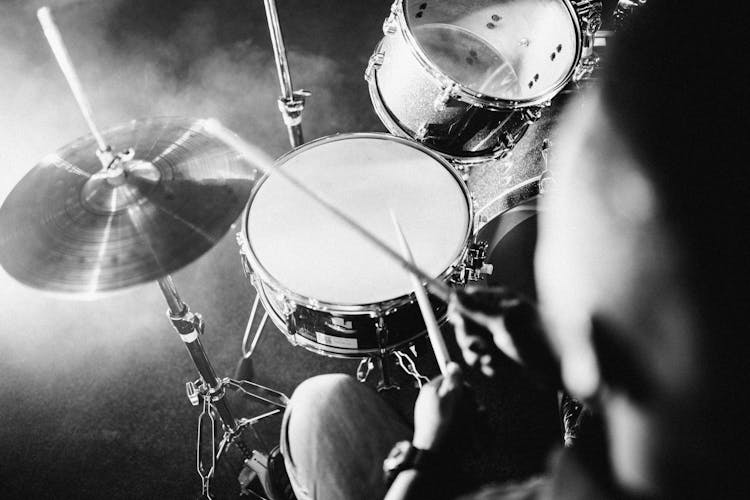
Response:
[365,0,601,163]
[238,133,475,357]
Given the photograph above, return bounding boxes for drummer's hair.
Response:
[599,0,746,464]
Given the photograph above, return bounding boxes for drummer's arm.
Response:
[452,287,562,390]
[384,363,464,500]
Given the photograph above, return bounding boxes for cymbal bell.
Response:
[0,116,261,295]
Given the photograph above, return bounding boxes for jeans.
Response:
[280,374,411,500]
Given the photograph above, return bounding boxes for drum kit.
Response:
[0,0,614,498]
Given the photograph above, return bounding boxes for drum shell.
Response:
[476,195,539,299]
[251,275,448,358]
[368,35,532,163]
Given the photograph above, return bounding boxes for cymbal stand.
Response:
[263,0,310,148]
[159,276,289,499]
[242,0,310,361]
[38,7,289,497]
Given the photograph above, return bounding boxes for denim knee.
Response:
[290,373,359,408]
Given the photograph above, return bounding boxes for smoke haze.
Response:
[0,0,368,374]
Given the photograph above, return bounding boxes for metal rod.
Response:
[37,7,109,153]
[157,276,236,431]
[158,275,186,315]
[391,212,451,376]
[261,0,305,146]
[263,0,293,98]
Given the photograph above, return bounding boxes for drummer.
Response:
[279,2,746,499]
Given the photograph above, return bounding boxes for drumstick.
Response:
[202,119,496,330]
[37,7,109,153]
[390,211,451,376]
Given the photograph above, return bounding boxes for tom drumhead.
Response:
[404,0,580,103]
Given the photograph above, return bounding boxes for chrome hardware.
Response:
[277,89,311,127]
[375,316,388,351]
[572,0,603,36]
[280,296,296,318]
[572,0,603,81]
[169,306,205,338]
[186,380,200,406]
[235,232,250,256]
[613,0,647,29]
[433,84,457,112]
[452,241,491,284]
[241,293,269,359]
[356,357,374,382]
[197,393,217,500]
[524,107,543,123]
[382,11,399,36]
[572,53,600,82]
[393,350,430,388]
[365,51,385,82]
[224,378,289,409]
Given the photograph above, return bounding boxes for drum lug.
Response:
[523,107,543,123]
[235,231,249,255]
[279,297,298,343]
[572,0,603,81]
[382,11,399,36]
[572,53,600,82]
[365,51,385,82]
[375,315,389,352]
[433,84,458,112]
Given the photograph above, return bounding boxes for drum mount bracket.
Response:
[572,0,603,82]
[452,241,492,285]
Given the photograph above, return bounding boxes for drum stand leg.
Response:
[158,276,289,499]
[242,293,269,359]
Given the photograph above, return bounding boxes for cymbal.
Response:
[0,117,260,294]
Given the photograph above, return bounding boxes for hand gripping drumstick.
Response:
[390,211,451,376]
[202,120,494,330]
[37,7,110,156]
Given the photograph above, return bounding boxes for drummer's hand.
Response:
[449,286,522,378]
[412,362,464,451]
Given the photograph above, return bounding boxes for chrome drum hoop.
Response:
[366,0,601,162]
[237,133,475,357]
[366,43,539,164]
[383,0,601,109]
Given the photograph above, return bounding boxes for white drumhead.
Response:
[245,135,470,305]
[405,0,578,101]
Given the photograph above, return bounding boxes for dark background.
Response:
[0,0,617,498]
